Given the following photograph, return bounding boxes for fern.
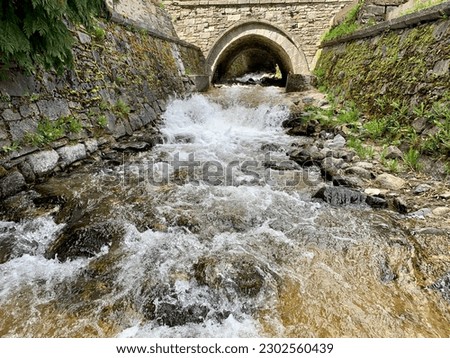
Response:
[0,0,104,74]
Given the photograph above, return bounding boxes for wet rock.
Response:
[384,146,403,159]
[174,134,195,143]
[344,166,373,180]
[137,134,164,147]
[432,206,450,216]
[264,160,301,171]
[313,186,366,206]
[57,144,87,168]
[393,196,409,214]
[0,171,26,199]
[113,141,151,152]
[413,184,432,194]
[46,219,123,261]
[194,255,273,298]
[375,173,406,191]
[290,148,322,167]
[439,192,450,200]
[287,120,318,136]
[429,272,450,302]
[0,234,39,264]
[0,191,39,221]
[140,284,213,326]
[261,143,282,152]
[379,258,397,284]
[366,195,388,209]
[27,149,60,176]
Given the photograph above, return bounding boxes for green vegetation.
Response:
[1,141,20,154]
[25,115,84,147]
[401,0,447,16]
[97,115,108,128]
[0,0,103,75]
[114,99,130,116]
[92,26,106,42]
[322,1,362,42]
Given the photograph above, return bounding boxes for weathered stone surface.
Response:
[19,103,39,118]
[84,139,99,154]
[375,173,406,190]
[0,171,26,198]
[393,196,408,214]
[113,141,151,152]
[430,272,450,303]
[1,109,21,122]
[77,31,92,44]
[27,150,60,175]
[36,99,70,120]
[324,134,346,150]
[385,145,403,159]
[413,183,432,194]
[344,166,373,179]
[8,119,38,141]
[332,175,365,188]
[57,144,87,167]
[313,185,366,206]
[286,74,310,92]
[366,195,388,209]
[432,206,450,216]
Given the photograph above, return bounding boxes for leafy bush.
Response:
[0,0,103,75]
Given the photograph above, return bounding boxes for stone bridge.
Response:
[165,0,351,84]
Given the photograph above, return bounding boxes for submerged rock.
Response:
[313,186,366,206]
[430,272,450,303]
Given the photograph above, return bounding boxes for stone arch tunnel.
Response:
[206,21,311,85]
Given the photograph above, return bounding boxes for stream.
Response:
[0,85,449,337]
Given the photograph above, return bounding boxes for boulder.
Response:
[27,149,60,176]
[384,145,403,159]
[374,173,406,191]
[0,171,26,199]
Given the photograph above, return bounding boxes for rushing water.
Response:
[0,86,449,337]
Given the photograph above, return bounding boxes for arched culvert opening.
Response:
[212,35,293,87]
[207,21,310,88]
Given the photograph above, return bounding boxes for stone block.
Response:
[2,109,21,122]
[27,149,60,176]
[57,144,87,168]
[19,103,39,118]
[36,99,71,120]
[84,139,98,154]
[8,119,38,142]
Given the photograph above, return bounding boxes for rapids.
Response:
[0,85,449,337]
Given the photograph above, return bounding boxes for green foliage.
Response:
[92,26,106,42]
[1,141,20,154]
[386,159,400,173]
[114,99,130,115]
[97,115,108,128]
[401,0,447,16]
[322,1,362,42]
[0,0,103,74]
[347,137,375,160]
[25,115,84,146]
[404,147,422,171]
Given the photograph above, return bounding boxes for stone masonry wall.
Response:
[316,3,450,116]
[165,0,352,68]
[0,14,205,200]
